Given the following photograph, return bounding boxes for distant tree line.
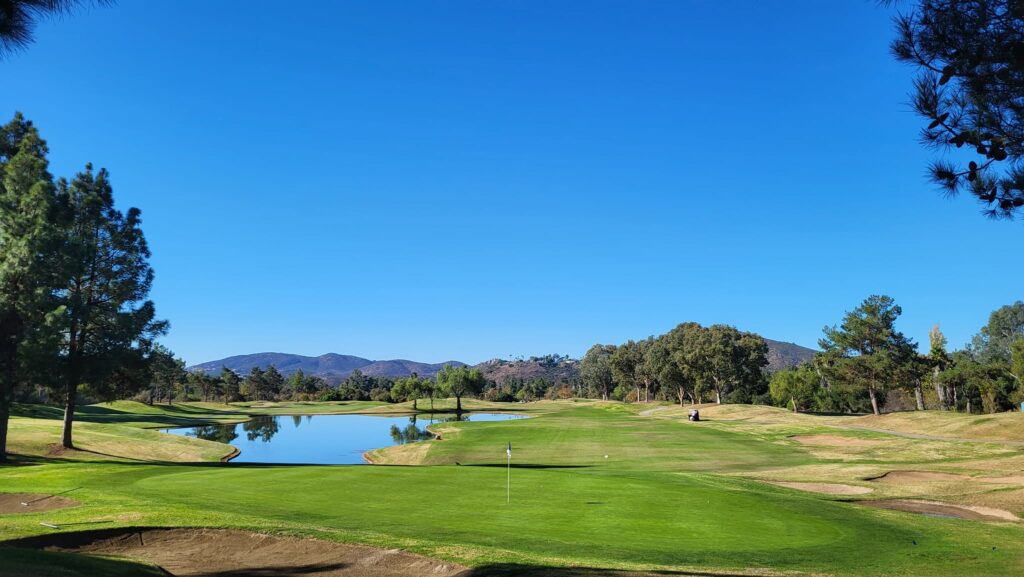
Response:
[770,295,1024,416]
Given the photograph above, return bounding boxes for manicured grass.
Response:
[3,400,1024,576]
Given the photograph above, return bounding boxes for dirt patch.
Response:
[790,434,882,447]
[867,470,970,483]
[0,493,79,514]
[46,443,70,457]
[857,499,1019,522]
[13,528,468,576]
[767,481,873,495]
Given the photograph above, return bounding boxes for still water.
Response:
[162,413,525,464]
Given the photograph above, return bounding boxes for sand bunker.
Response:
[768,481,873,495]
[790,435,882,447]
[858,500,1019,522]
[868,470,970,483]
[17,528,468,577]
[0,493,79,514]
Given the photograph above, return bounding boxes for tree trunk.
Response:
[678,386,685,407]
[966,397,972,414]
[715,389,722,404]
[933,367,946,409]
[413,398,418,410]
[61,381,76,449]
[456,394,462,412]
[634,385,640,403]
[914,384,925,411]
[868,388,880,416]
[0,340,14,462]
[0,381,10,463]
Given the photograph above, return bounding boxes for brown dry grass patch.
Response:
[767,481,873,495]
[868,470,971,483]
[790,434,882,448]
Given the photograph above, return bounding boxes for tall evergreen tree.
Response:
[219,366,240,402]
[263,365,284,400]
[147,344,183,404]
[0,113,60,462]
[819,295,917,416]
[52,164,165,448]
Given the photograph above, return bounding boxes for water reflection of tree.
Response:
[430,413,469,423]
[292,415,302,428]
[389,422,433,444]
[188,424,239,444]
[243,416,280,442]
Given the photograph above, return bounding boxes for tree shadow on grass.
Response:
[191,563,350,576]
[464,565,763,577]
[464,463,592,469]
[12,402,249,428]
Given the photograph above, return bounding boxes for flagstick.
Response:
[506,450,510,504]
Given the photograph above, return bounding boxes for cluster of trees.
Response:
[163,364,491,413]
[770,296,1024,415]
[0,113,164,462]
[580,324,770,405]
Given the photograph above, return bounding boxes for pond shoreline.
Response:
[164,412,524,466]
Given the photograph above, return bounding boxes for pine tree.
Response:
[890,0,1024,218]
[0,1,111,58]
[0,113,60,462]
[819,295,918,416]
[53,164,165,448]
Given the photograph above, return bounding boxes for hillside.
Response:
[188,353,464,382]
[190,339,815,384]
[764,339,817,371]
[476,354,580,385]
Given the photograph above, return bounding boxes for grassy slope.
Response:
[2,401,1024,576]
[5,400,413,462]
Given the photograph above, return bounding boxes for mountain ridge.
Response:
[188,353,466,382]
[188,339,817,383]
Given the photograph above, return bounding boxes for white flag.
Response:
[506,442,512,458]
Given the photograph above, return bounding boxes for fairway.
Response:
[2,400,1024,576]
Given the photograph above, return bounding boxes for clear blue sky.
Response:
[2,1,1020,365]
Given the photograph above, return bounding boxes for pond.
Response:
[161,413,526,465]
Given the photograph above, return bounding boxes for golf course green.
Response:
[2,400,1023,576]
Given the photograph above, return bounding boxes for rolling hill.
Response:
[189,339,816,384]
[188,353,465,382]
